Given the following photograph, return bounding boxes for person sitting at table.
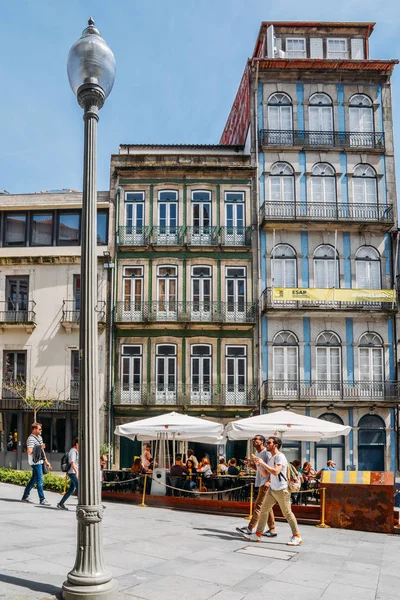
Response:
[143,444,152,469]
[170,455,191,496]
[197,457,212,478]
[300,461,317,505]
[227,458,240,476]
[187,448,199,469]
[217,457,228,474]
[130,458,146,492]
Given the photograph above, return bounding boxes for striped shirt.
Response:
[27,434,43,466]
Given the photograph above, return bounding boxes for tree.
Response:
[2,377,69,421]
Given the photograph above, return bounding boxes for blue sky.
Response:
[0,0,399,194]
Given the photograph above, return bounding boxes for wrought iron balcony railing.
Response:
[0,301,36,324]
[1,378,78,411]
[115,301,256,324]
[261,287,397,312]
[70,378,79,400]
[262,380,400,402]
[118,226,252,247]
[259,129,385,149]
[114,384,258,407]
[260,201,394,224]
[61,300,106,323]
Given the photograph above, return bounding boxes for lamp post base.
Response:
[62,578,118,600]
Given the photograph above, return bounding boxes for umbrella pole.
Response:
[173,433,176,466]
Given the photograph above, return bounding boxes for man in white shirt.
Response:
[244,436,302,546]
[21,422,51,506]
[57,438,79,511]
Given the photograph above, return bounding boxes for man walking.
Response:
[21,422,51,506]
[236,434,277,538]
[57,437,79,511]
[244,436,302,546]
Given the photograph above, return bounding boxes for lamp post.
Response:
[63,19,117,600]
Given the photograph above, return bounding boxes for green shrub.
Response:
[0,468,69,493]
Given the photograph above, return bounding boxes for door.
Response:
[349,105,374,147]
[121,345,142,404]
[158,192,178,244]
[192,191,212,244]
[125,200,145,244]
[225,203,245,245]
[359,347,384,396]
[226,346,247,405]
[226,268,246,322]
[316,346,341,395]
[3,351,26,399]
[191,267,212,321]
[191,345,212,404]
[309,104,333,145]
[273,346,298,395]
[157,266,177,320]
[156,345,177,404]
[123,267,144,320]
[268,100,293,144]
[6,276,29,319]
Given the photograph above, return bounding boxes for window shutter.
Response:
[310,38,323,58]
[356,261,368,288]
[351,38,365,60]
[275,37,282,56]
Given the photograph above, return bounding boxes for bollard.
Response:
[245,481,254,520]
[139,474,148,507]
[316,487,330,528]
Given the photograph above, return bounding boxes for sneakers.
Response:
[57,502,68,511]
[236,526,252,535]
[287,535,302,546]
[262,530,278,538]
[21,497,33,503]
[40,499,51,506]
[243,532,262,542]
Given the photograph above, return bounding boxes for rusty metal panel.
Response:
[220,63,250,146]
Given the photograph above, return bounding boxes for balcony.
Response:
[262,287,397,312]
[61,300,106,332]
[1,379,78,412]
[262,380,400,403]
[115,301,257,324]
[0,301,36,332]
[70,378,79,401]
[260,201,394,225]
[259,129,385,150]
[118,226,252,247]
[114,384,258,407]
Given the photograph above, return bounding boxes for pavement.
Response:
[0,482,399,600]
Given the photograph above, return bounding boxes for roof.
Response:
[254,58,398,72]
[119,143,243,151]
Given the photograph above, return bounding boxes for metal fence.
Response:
[0,301,36,324]
[118,226,252,247]
[115,301,257,323]
[260,202,393,224]
[262,380,400,402]
[114,384,258,407]
[259,129,385,149]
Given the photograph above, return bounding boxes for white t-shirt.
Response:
[255,449,271,487]
[268,452,288,491]
[26,434,43,466]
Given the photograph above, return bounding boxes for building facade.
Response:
[221,21,399,472]
[0,190,110,468]
[110,146,258,467]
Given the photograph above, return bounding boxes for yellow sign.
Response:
[272,288,396,303]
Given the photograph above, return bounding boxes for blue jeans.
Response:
[60,472,78,505]
[23,464,45,502]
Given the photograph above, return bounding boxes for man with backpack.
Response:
[21,422,51,506]
[243,436,302,546]
[57,437,79,511]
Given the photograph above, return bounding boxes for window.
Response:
[273,331,298,393]
[31,213,53,246]
[125,192,145,242]
[358,414,385,471]
[349,95,374,132]
[309,94,334,145]
[4,213,27,247]
[315,413,345,470]
[355,247,380,289]
[271,244,297,288]
[267,94,293,144]
[313,245,339,288]
[359,333,384,387]
[224,192,246,245]
[70,350,80,400]
[6,276,29,311]
[156,344,177,404]
[121,345,142,404]
[123,267,144,317]
[57,212,80,245]
[226,267,246,321]
[286,38,306,58]
[327,38,347,59]
[2,351,26,398]
[157,190,178,243]
[351,39,365,60]
[192,190,212,244]
[191,345,212,403]
[73,275,81,311]
[157,265,177,319]
[269,162,295,217]
[311,163,336,217]
[316,332,341,393]
[226,346,247,405]
[97,211,108,245]
[191,266,212,320]
[352,165,378,218]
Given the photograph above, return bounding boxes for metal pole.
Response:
[62,85,117,599]
[316,487,330,529]
[245,482,254,520]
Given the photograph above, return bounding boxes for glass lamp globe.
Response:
[67,18,116,99]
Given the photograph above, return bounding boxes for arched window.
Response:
[267,94,293,144]
[316,332,341,393]
[311,163,336,217]
[271,244,297,288]
[157,265,177,319]
[191,344,212,403]
[349,94,374,142]
[309,93,334,145]
[352,165,378,219]
[358,333,384,389]
[269,162,295,217]
[156,344,177,403]
[313,245,339,288]
[315,413,345,470]
[355,247,381,289]
[273,331,298,393]
[358,414,385,471]
[191,266,212,319]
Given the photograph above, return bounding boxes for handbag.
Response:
[41,447,49,474]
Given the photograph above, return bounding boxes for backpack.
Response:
[61,452,70,473]
[286,463,301,493]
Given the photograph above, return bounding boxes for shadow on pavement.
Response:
[0,573,61,598]
[193,527,241,537]
[0,498,27,503]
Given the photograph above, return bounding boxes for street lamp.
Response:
[63,18,116,600]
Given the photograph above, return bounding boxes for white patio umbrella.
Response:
[224,409,351,442]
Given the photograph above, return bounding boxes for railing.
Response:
[62,300,106,323]
[114,384,258,407]
[118,226,252,247]
[262,380,400,402]
[115,301,256,323]
[261,288,397,312]
[1,378,78,411]
[0,301,36,324]
[1,378,26,399]
[70,378,79,400]
[259,129,385,149]
[260,201,394,224]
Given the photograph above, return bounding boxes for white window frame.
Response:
[121,345,143,404]
[327,38,348,59]
[286,37,306,58]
